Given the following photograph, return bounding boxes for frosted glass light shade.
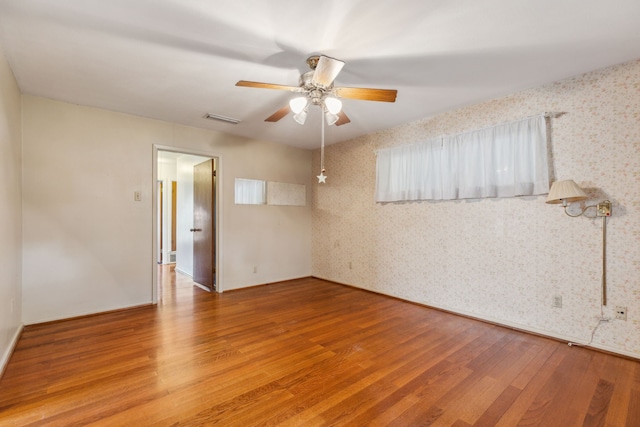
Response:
[293,109,308,125]
[325,111,339,125]
[289,97,308,114]
[324,97,342,114]
[546,180,588,205]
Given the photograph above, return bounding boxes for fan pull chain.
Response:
[317,109,327,183]
[321,113,325,171]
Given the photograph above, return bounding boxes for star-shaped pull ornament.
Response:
[317,169,327,184]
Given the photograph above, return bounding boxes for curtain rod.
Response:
[447,112,561,137]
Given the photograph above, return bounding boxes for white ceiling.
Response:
[0,0,639,150]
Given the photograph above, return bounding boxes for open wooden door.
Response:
[192,159,216,291]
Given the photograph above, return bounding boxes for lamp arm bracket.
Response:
[563,204,593,217]
[563,200,612,218]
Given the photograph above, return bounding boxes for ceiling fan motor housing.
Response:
[306,55,320,70]
[299,71,333,105]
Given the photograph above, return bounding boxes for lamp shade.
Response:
[546,180,588,205]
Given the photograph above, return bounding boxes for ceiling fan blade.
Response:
[312,56,345,87]
[236,80,301,92]
[265,105,291,122]
[334,87,397,102]
[335,111,351,126]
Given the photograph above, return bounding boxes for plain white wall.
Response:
[0,43,23,371]
[22,96,313,324]
[22,97,157,323]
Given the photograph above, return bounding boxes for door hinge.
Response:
[213,170,217,177]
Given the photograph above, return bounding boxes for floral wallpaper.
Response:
[312,59,640,358]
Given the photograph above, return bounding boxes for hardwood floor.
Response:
[1,266,639,426]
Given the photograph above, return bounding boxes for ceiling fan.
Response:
[236,55,397,126]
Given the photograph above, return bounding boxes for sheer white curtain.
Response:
[234,178,266,205]
[375,137,443,202]
[375,115,549,202]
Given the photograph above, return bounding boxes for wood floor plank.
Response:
[582,379,615,427]
[563,351,608,422]
[471,333,566,426]
[534,348,595,426]
[389,332,520,425]
[456,340,538,425]
[509,337,559,390]
[601,355,637,427]
[473,384,522,427]
[626,388,640,427]
[1,266,639,426]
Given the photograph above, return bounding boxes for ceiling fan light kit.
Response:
[324,97,342,115]
[293,109,308,125]
[324,110,339,126]
[289,96,308,114]
[236,54,398,182]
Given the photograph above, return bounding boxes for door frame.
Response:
[152,144,224,304]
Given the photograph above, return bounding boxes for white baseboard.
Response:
[174,268,192,278]
[0,324,24,379]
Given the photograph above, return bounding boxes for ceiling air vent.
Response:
[203,113,241,124]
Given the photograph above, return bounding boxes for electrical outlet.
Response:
[134,191,142,201]
[253,266,257,274]
[348,261,352,270]
[615,306,627,321]
[552,295,562,308]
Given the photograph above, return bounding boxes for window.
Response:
[375,115,549,202]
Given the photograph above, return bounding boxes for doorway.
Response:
[157,180,177,264]
[154,147,220,303]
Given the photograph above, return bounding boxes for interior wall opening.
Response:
[156,148,218,302]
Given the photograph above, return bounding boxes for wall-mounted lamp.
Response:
[546,179,611,217]
[546,179,612,305]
